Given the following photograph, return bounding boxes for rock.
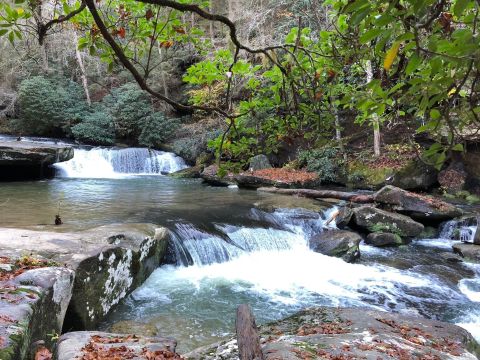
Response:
[391,159,439,190]
[352,205,424,237]
[335,206,353,229]
[0,140,73,180]
[366,232,404,247]
[186,307,480,360]
[0,265,74,360]
[374,185,462,222]
[56,331,179,360]
[200,164,236,187]
[168,165,203,179]
[234,174,276,188]
[309,230,361,263]
[439,252,464,263]
[453,243,480,262]
[0,224,169,331]
[248,154,272,171]
[475,221,480,245]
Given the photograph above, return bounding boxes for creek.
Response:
[0,144,479,353]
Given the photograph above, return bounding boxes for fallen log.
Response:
[257,187,374,203]
[236,304,264,360]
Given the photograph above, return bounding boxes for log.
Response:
[236,304,264,360]
[257,187,374,203]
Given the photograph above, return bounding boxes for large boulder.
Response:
[200,164,236,187]
[366,232,404,247]
[0,140,73,180]
[374,185,462,222]
[0,224,169,331]
[352,205,424,237]
[453,243,480,262]
[391,159,439,190]
[309,230,361,263]
[0,264,74,360]
[56,331,180,360]
[248,154,272,171]
[185,307,480,359]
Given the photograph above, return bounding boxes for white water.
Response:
[440,219,478,242]
[54,147,188,178]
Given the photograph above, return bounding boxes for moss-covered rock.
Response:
[309,230,361,263]
[168,165,203,179]
[366,232,404,247]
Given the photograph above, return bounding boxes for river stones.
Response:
[185,307,480,360]
[366,232,404,247]
[309,230,361,263]
[352,205,424,237]
[56,331,179,360]
[453,243,480,262]
[374,185,462,222]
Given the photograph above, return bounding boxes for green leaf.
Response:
[452,143,464,152]
[406,54,421,75]
[0,29,8,36]
[360,28,383,44]
[454,0,469,16]
[430,109,441,119]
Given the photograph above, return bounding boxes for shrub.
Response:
[71,110,115,145]
[297,148,344,183]
[17,76,88,136]
[138,112,180,148]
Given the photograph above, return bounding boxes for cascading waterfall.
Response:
[439,218,478,242]
[54,147,188,178]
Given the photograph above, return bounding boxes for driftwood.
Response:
[236,304,264,360]
[257,187,374,203]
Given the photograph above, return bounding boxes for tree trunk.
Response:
[366,60,381,157]
[257,187,374,203]
[157,45,169,98]
[236,305,264,360]
[73,32,91,106]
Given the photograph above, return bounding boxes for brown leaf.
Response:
[35,347,52,360]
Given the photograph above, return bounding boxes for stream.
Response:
[0,143,479,353]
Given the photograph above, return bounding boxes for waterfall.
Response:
[439,218,478,242]
[168,207,335,266]
[54,147,188,178]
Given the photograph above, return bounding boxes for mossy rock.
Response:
[345,161,394,190]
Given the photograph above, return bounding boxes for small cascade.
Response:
[439,218,478,242]
[168,207,333,266]
[54,147,188,178]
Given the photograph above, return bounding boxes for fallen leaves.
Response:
[35,346,52,360]
[247,168,318,184]
[297,320,352,336]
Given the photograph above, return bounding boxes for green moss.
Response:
[369,222,404,237]
[346,161,394,189]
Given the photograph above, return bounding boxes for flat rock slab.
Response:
[185,307,480,359]
[0,263,74,360]
[0,224,169,331]
[374,185,462,222]
[0,141,73,165]
[57,331,180,360]
[453,243,480,262]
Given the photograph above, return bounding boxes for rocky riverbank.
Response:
[0,140,73,180]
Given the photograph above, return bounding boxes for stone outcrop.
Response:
[366,232,404,247]
[185,307,480,359]
[0,265,74,360]
[374,185,462,222]
[453,243,480,262]
[0,223,170,359]
[0,141,73,180]
[56,331,180,360]
[200,164,236,187]
[352,205,424,237]
[168,165,203,179]
[309,230,361,263]
[248,154,272,171]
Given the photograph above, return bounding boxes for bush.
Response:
[138,112,180,148]
[17,76,88,136]
[71,110,115,145]
[298,148,344,183]
[102,83,152,139]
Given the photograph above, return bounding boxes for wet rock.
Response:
[168,165,203,179]
[439,252,464,263]
[234,174,276,189]
[453,243,480,262]
[200,165,236,187]
[335,206,353,229]
[366,232,404,247]
[110,320,158,337]
[309,230,361,263]
[0,141,74,180]
[0,224,170,331]
[186,307,480,360]
[374,185,462,222]
[391,159,438,190]
[0,265,74,360]
[56,331,179,360]
[248,154,272,171]
[352,205,424,237]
